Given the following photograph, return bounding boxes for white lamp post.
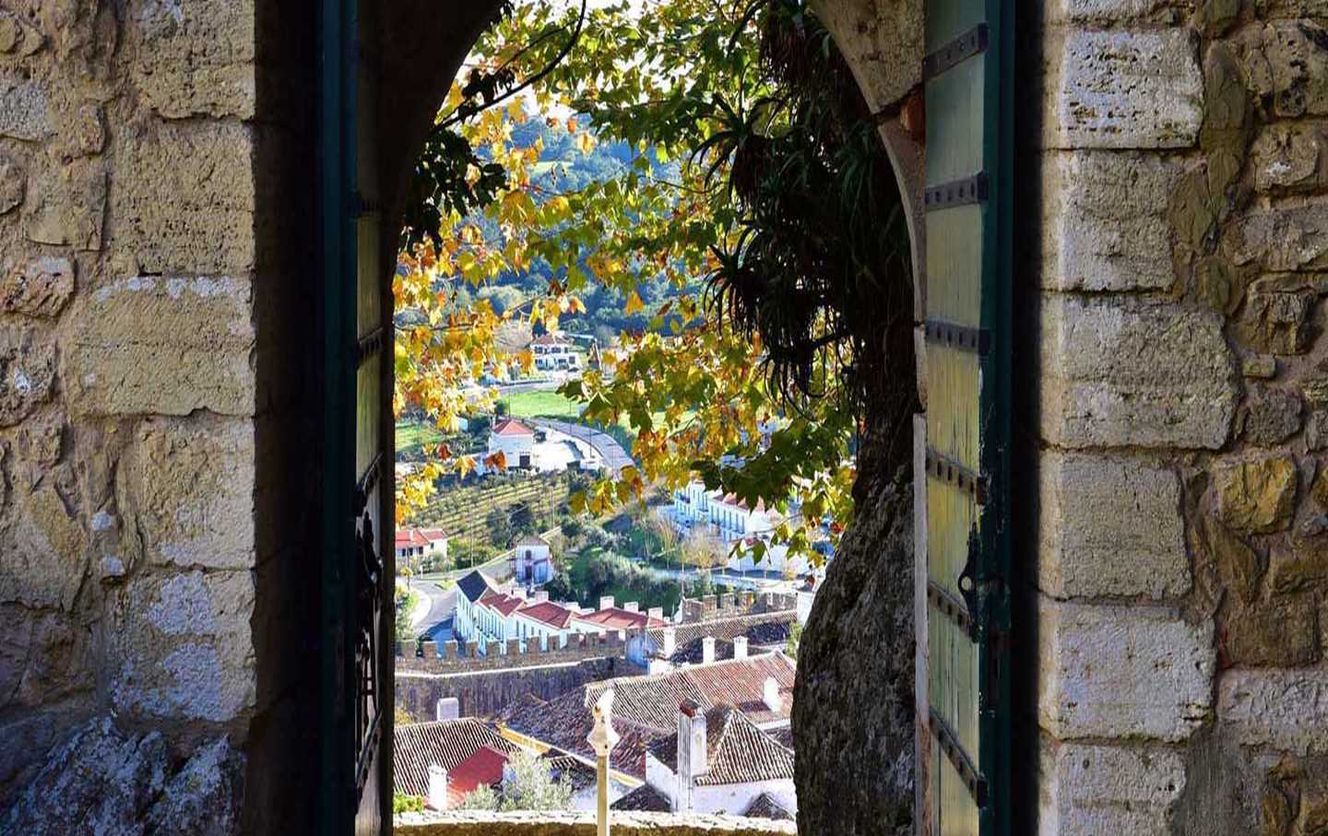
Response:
[587,689,620,836]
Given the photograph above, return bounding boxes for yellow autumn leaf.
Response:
[624,291,644,315]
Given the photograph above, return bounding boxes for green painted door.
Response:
[322,0,392,831]
[921,0,1013,832]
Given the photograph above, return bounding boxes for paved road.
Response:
[634,562,799,593]
[528,418,634,474]
[411,581,457,641]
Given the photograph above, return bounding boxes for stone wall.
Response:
[1032,0,1328,829]
[397,810,795,835]
[0,0,321,829]
[396,656,627,721]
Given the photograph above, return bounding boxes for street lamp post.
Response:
[587,689,619,836]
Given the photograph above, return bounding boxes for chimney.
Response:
[674,700,708,813]
[532,590,549,603]
[427,764,448,810]
[763,676,782,712]
[623,601,639,613]
[661,627,677,658]
[599,595,615,611]
[701,636,715,665]
[732,636,748,660]
[436,697,460,721]
[647,606,663,622]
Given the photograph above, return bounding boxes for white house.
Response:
[667,483,810,577]
[488,418,537,469]
[530,332,580,372]
[509,534,553,585]
[395,527,448,564]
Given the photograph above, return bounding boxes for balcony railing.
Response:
[397,810,796,835]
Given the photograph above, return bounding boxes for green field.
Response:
[500,390,583,420]
[395,421,445,455]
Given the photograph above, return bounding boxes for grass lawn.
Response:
[502,390,583,420]
[396,420,445,454]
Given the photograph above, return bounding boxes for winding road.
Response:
[410,580,457,642]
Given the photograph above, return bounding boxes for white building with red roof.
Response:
[395,526,448,564]
[530,332,580,372]
[487,417,537,469]
[509,533,552,585]
[486,416,605,474]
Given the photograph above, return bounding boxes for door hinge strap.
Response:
[925,448,988,505]
[924,319,991,355]
[923,23,989,80]
[929,708,989,806]
[927,580,975,639]
[356,327,384,365]
[924,172,989,211]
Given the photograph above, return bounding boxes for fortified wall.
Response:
[396,655,627,721]
[1030,0,1328,829]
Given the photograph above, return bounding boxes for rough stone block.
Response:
[1225,203,1328,272]
[0,154,23,215]
[1039,295,1237,449]
[1044,29,1202,149]
[62,275,255,416]
[1041,151,1179,291]
[126,0,255,119]
[0,256,74,317]
[1235,289,1318,355]
[1039,451,1190,599]
[22,159,106,251]
[1239,386,1303,445]
[1213,455,1298,534]
[110,120,254,274]
[1218,669,1328,755]
[117,415,255,571]
[111,570,255,723]
[1251,123,1328,194]
[1237,21,1328,119]
[0,327,56,428]
[1220,592,1319,667]
[0,484,87,612]
[1039,738,1186,834]
[1039,599,1215,741]
[0,76,52,141]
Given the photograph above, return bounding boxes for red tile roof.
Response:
[513,534,550,548]
[573,607,666,633]
[492,418,535,437]
[515,601,576,630]
[611,783,672,812]
[531,333,572,346]
[392,719,516,798]
[479,591,525,617]
[745,792,794,820]
[396,529,430,548]
[446,745,509,803]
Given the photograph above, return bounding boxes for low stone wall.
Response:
[396,810,796,835]
[396,656,631,721]
[397,630,627,674]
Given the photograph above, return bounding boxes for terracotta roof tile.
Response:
[611,784,672,812]
[648,706,793,786]
[457,570,497,603]
[492,418,535,437]
[446,745,509,803]
[744,791,794,820]
[393,719,516,798]
[515,601,576,629]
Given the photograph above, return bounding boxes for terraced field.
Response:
[407,473,572,541]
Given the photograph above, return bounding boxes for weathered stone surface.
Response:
[1236,289,1318,354]
[814,0,922,112]
[1039,451,1189,598]
[1308,383,1328,450]
[0,76,53,141]
[1268,540,1328,593]
[67,103,104,157]
[1039,739,1187,834]
[111,570,254,723]
[1039,599,1215,741]
[1221,592,1319,667]
[0,9,45,56]
[1251,123,1328,195]
[116,416,255,570]
[127,0,256,119]
[0,256,75,317]
[0,328,56,427]
[1238,21,1328,119]
[1314,466,1328,508]
[62,275,255,417]
[1219,669,1328,755]
[1200,42,1252,187]
[0,716,244,835]
[0,485,89,611]
[1042,151,1179,290]
[110,120,254,274]
[1245,354,1279,379]
[0,154,23,214]
[1201,515,1264,604]
[1225,203,1328,271]
[1240,387,1304,445]
[1214,455,1299,534]
[1040,295,1237,449]
[1045,29,1202,149]
[22,158,106,250]
[1194,256,1241,313]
